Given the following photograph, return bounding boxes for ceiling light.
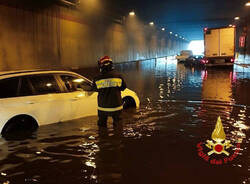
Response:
[175,34,178,37]
[170,32,173,34]
[129,11,135,16]
[245,2,250,6]
[161,28,165,31]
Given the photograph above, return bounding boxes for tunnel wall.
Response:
[236,14,250,64]
[0,3,188,71]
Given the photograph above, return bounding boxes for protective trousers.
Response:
[98,110,121,127]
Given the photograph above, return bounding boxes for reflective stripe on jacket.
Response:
[93,71,127,112]
[95,78,122,89]
[97,105,123,112]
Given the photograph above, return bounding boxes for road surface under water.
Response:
[0,58,249,184]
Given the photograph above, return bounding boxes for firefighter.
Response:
[92,56,127,127]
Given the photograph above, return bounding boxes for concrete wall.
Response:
[236,13,250,64]
[0,2,188,71]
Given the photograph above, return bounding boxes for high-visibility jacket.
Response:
[92,71,127,112]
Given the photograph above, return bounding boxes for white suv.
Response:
[0,70,140,135]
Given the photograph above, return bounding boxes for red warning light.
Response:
[204,27,208,32]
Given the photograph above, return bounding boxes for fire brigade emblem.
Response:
[197,116,241,165]
[206,116,232,156]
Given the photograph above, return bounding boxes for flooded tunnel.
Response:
[0,0,250,184]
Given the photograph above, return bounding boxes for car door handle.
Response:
[26,101,36,104]
[70,97,79,101]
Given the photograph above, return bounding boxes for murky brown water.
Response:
[0,58,249,184]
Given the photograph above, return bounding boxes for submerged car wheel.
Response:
[123,96,136,109]
[1,115,38,137]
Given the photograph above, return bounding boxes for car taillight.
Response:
[201,59,209,64]
[230,58,235,63]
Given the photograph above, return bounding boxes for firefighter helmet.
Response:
[98,56,114,72]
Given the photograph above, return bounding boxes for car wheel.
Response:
[2,115,38,136]
[123,97,136,109]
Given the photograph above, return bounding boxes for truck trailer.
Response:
[203,27,236,67]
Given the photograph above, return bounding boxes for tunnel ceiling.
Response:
[0,0,248,41]
[106,0,249,41]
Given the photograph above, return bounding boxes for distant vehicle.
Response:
[176,50,193,63]
[0,70,140,136]
[193,55,205,66]
[203,27,235,67]
[184,55,205,67]
[194,55,204,60]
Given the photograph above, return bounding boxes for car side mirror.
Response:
[84,85,93,92]
[76,88,84,92]
[80,84,93,92]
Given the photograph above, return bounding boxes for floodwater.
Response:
[0,58,250,184]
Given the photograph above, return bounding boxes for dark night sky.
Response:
[106,0,249,40]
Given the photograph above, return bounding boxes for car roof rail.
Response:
[0,69,67,77]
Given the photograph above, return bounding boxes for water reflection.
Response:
[201,69,234,103]
[0,59,249,184]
